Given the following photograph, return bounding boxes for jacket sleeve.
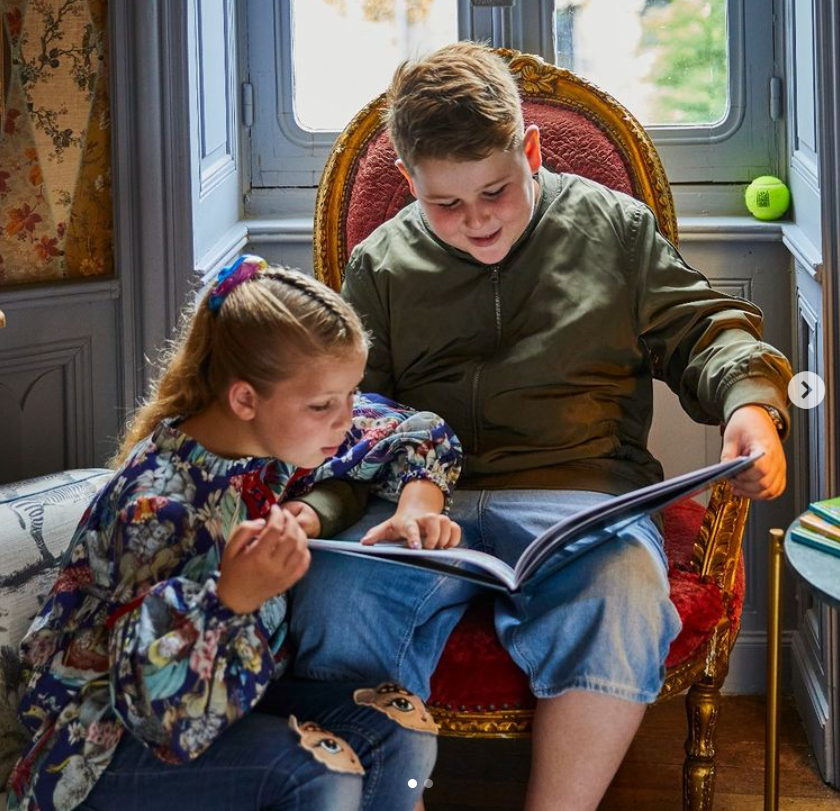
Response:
[291,478,371,538]
[632,203,793,436]
[303,393,463,511]
[107,497,277,763]
[342,247,397,398]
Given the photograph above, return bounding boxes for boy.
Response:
[290,42,792,810]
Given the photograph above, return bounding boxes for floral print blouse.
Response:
[7,393,461,811]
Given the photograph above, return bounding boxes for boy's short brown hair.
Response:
[385,41,524,171]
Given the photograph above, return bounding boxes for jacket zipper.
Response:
[471,265,503,454]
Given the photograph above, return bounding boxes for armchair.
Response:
[313,49,750,811]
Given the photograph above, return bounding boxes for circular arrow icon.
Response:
[788,371,826,409]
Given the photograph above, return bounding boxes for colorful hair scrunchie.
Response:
[208,254,269,313]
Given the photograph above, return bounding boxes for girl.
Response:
[8,255,462,811]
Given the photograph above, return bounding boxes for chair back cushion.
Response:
[0,469,111,787]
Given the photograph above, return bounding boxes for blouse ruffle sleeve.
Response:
[107,497,276,764]
[307,393,462,510]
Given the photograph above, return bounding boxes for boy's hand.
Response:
[359,479,462,550]
[721,405,786,500]
[283,501,322,538]
[217,504,311,614]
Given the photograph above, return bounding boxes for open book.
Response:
[309,455,758,593]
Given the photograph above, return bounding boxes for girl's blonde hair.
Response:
[112,263,367,467]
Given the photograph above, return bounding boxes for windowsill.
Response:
[239,215,822,279]
[242,214,790,240]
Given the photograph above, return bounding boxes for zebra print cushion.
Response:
[0,468,112,789]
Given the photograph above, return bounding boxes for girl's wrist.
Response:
[396,478,445,515]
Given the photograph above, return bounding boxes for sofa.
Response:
[0,468,113,801]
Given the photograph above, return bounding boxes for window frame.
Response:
[245,0,779,208]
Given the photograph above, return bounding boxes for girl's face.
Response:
[247,346,367,468]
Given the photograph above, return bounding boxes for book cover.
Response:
[790,526,840,559]
[309,454,759,593]
[799,512,840,543]
[808,496,840,528]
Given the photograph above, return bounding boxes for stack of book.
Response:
[790,497,840,559]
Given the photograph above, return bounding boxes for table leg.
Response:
[765,528,784,811]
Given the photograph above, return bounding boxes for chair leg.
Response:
[683,678,723,810]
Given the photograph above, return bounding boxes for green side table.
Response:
[765,520,840,811]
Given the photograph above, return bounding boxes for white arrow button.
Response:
[788,371,825,409]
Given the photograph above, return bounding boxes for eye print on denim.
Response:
[353,683,439,734]
[288,716,365,775]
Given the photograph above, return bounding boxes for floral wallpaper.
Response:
[0,0,112,287]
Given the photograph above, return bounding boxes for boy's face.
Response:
[397,125,542,266]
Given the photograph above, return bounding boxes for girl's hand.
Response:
[721,405,787,500]
[359,479,461,550]
[283,501,322,538]
[217,504,311,614]
[361,511,462,550]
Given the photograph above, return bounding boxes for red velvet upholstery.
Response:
[344,101,635,261]
[521,101,633,195]
[427,499,746,713]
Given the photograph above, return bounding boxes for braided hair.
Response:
[112,261,368,465]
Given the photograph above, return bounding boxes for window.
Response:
[291,0,458,132]
[246,0,778,210]
[554,0,728,126]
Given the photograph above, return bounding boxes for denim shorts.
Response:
[290,489,683,704]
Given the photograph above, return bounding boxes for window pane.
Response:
[292,0,458,131]
[554,0,729,126]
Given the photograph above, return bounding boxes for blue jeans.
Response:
[78,681,435,811]
[290,490,683,703]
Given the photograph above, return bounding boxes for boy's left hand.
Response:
[721,405,787,500]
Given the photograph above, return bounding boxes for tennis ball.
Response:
[744,176,791,221]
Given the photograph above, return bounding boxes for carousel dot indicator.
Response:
[424,779,434,789]
[408,779,418,788]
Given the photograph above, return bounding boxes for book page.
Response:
[514,454,759,582]
[308,539,519,590]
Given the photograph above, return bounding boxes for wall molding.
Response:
[110,0,195,415]
[0,280,121,310]
[195,220,249,277]
[726,630,794,694]
[0,337,94,470]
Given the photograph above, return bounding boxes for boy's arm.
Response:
[286,478,370,538]
[633,203,792,499]
[342,249,397,397]
[633,203,792,432]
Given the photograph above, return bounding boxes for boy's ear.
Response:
[395,159,417,197]
[228,380,259,421]
[523,125,542,175]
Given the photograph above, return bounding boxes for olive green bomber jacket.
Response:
[335,170,792,500]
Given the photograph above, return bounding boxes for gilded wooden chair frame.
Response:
[313,49,749,811]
